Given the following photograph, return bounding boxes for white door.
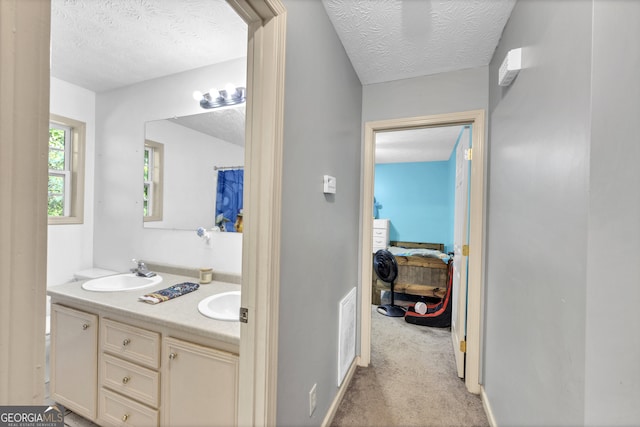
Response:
[451,125,471,378]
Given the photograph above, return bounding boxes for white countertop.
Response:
[47,272,241,351]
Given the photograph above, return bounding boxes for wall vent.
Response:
[338,287,357,386]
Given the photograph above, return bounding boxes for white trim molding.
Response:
[227,0,287,425]
[0,0,50,404]
[481,386,498,427]
[321,357,359,427]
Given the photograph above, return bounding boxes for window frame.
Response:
[48,114,86,225]
[143,139,164,223]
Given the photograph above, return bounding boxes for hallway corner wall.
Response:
[484,1,592,424]
[277,1,363,425]
[584,1,640,424]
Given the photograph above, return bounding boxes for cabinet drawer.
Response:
[99,388,158,427]
[101,319,160,369]
[373,219,389,230]
[101,353,159,408]
[372,236,388,247]
[372,228,388,238]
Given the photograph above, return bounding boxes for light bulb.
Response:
[224,83,236,99]
[192,90,203,101]
[209,88,219,98]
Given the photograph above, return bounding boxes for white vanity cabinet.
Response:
[50,304,98,420]
[162,337,239,426]
[48,275,241,427]
[50,303,239,426]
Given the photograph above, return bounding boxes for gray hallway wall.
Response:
[363,66,488,123]
[585,1,640,424]
[486,0,640,425]
[276,1,363,425]
[485,1,592,424]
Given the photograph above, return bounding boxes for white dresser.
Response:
[372,219,390,253]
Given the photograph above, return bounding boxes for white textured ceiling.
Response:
[322,0,516,85]
[168,105,246,147]
[51,0,514,160]
[324,0,514,163]
[51,0,247,92]
[376,125,463,164]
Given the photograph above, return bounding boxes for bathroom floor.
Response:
[61,412,100,427]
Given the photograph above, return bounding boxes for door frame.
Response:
[0,0,50,404]
[359,110,486,394]
[226,0,287,425]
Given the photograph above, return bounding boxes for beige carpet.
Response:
[330,305,489,427]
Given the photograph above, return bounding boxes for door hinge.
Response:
[462,244,469,256]
[460,340,467,353]
[465,148,472,161]
[239,307,249,323]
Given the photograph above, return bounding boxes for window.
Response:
[48,114,85,225]
[144,140,164,222]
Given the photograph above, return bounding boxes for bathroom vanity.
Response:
[47,271,241,427]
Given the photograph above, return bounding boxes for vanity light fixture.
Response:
[192,85,246,109]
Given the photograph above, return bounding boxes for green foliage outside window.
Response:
[48,126,67,216]
[48,176,64,216]
[49,128,65,169]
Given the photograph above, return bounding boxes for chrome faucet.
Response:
[131,259,156,278]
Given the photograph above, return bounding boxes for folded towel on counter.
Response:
[139,282,200,304]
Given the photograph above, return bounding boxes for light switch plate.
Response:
[323,175,336,194]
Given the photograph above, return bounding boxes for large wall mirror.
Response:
[143,105,245,230]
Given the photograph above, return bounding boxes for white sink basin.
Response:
[198,291,241,321]
[81,273,162,292]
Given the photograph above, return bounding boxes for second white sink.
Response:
[198,291,241,321]
[81,273,162,292]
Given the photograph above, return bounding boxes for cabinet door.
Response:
[163,337,238,427]
[50,304,98,420]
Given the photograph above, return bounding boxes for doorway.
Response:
[1,2,286,422]
[359,110,486,394]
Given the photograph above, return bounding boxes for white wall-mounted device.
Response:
[498,47,522,86]
[323,175,336,194]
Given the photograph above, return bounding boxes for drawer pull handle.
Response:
[122,376,130,384]
[122,338,131,346]
[169,352,177,360]
[82,323,89,330]
[122,414,129,422]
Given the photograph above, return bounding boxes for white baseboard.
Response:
[481,385,497,427]
[321,356,359,427]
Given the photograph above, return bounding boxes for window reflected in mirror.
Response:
[143,106,245,231]
[143,140,164,222]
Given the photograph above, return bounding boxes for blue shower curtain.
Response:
[215,169,243,232]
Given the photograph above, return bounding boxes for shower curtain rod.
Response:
[213,165,244,171]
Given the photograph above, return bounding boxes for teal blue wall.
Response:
[375,160,454,251]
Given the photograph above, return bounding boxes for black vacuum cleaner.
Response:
[373,249,406,317]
